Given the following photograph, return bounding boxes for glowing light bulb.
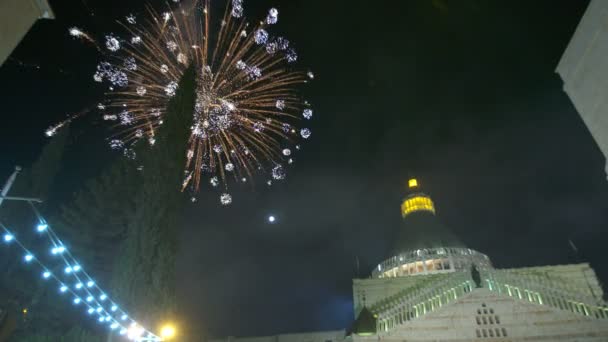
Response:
[88,308,95,314]
[42,271,51,279]
[160,324,177,339]
[111,305,118,312]
[86,296,94,302]
[4,234,14,242]
[74,298,81,304]
[24,254,34,262]
[37,223,48,232]
[65,266,73,274]
[75,283,83,289]
[60,285,68,293]
[51,246,66,255]
[268,215,276,223]
[87,280,95,288]
[127,324,145,340]
[100,294,107,301]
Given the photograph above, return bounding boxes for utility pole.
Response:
[0,166,43,209]
[0,166,22,208]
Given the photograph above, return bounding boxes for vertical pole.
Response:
[0,166,22,209]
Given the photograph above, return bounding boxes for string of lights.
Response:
[0,202,161,341]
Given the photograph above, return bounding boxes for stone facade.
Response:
[354,288,608,342]
[354,260,608,341]
[556,0,608,179]
[0,0,54,66]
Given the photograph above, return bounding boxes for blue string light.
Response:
[36,223,48,232]
[4,233,14,242]
[0,207,162,341]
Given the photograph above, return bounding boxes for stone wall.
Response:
[556,0,608,179]
[0,0,54,65]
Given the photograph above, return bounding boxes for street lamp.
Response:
[160,324,176,340]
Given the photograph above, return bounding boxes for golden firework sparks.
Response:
[62,0,314,204]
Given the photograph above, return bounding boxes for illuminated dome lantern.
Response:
[400,178,436,217]
[394,178,462,253]
[376,178,490,279]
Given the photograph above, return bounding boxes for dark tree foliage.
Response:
[47,66,196,339]
[2,67,196,340]
[109,66,196,325]
[0,126,92,340]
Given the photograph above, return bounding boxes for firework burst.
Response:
[67,0,314,204]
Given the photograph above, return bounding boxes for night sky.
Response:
[1,0,608,339]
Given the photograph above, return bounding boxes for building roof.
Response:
[350,307,376,336]
[393,210,463,253]
[33,0,55,19]
[393,179,463,253]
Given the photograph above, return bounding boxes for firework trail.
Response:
[68,27,100,51]
[45,109,90,137]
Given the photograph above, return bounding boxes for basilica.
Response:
[212,179,608,342]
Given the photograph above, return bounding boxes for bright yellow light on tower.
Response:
[408,178,418,188]
[401,195,435,217]
[160,324,177,340]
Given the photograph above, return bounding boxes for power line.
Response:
[0,168,161,341]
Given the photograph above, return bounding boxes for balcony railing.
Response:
[371,272,473,333]
[482,269,608,320]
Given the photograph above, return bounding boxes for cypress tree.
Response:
[2,66,196,342]
[110,66,196,326]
